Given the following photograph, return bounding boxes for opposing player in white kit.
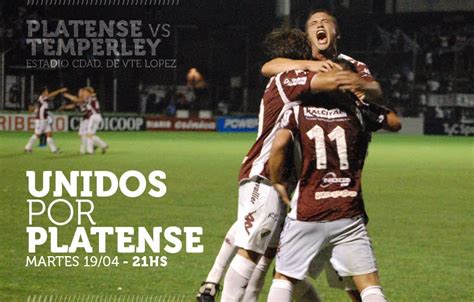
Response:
[24,86,67,153]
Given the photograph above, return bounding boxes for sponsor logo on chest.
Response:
[304,107,348,120]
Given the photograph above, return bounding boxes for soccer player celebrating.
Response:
[81,87,107,154]
[266,74,400,302]
[262,9,382,101]
[214,28,351,302]
[63,87,108,154]
[24,86,67,153]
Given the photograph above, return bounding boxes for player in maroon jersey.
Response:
[260,10,393,301]
[198,28,346,302]
[262,9,382,104]
[24,86,67,153]
[266,73,400,301]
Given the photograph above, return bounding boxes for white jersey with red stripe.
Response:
[84,95,101,119]
[238,70,316,183]
[35,95,49,120]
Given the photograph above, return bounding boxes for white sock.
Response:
[267,279,293,302]
[242,256,272,302]
[221,254,257,302]
[361,286,386,302]
[293,279,322,302]
[25,135,37,150]
[46,137,57,152]
[86,137,94,154]
[93,135,107,148]
[205,222,238,284]
[80,136,87,154]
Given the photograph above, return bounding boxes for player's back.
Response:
[284,95,370,222]
[239,70,315,183]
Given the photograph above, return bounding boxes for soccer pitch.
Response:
[0,131,472,301]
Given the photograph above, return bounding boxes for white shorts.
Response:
[88,114,102,135]
[308,247,356,291]
[275,216,377,280]
[34,119,52,135]
[234,177,285,254]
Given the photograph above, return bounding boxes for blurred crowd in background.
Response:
[1,2,473,120]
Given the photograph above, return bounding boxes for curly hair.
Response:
[262,28,312,60]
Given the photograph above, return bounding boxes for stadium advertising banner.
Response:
[69,115,146,132]
[145,116,216,131]
[1,1,473,302]
[424,118,474,136]
[216,116,259,132]
[0,113,68,132]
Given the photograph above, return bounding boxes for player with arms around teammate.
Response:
[198,28,332,302]
[24,86,67,153]
[262,9,383,103]
[218,28,349,302]
[266,83,400,302]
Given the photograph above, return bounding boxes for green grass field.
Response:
[0,131,473,301]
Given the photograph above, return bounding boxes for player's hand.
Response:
[308,60,342,73]
[60,88,68,93]
[334,71,368,92]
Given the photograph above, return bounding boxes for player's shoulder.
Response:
[277,69,314,87]
[338,53,367,67]
[338,53,373,79]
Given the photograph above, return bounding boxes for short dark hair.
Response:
[305,9,339,37]
[334,58,357,73]
[262,28,312,60]
[39,86,48,93]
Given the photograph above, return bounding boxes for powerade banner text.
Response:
[216,116,259,132]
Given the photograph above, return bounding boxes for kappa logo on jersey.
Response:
[244,211,256,235]
[315,190,358,200]
[283,77,307,87]
[304,107,348,120]
[321,172,351,188]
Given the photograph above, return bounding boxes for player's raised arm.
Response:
[261,58,342,77]
[268,128,294,205]
[63,92,82,103]
[46,88,68,100]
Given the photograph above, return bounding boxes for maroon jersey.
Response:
[34,95,49,120]
[238,70,316,183]
[281,97,374,222]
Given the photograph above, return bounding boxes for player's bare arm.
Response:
[46,88,68,100]
[334,71,383,101]
[268,129,293,205]
[63,92,83,103]
[310,69,345,93]
[261,58,342,77]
